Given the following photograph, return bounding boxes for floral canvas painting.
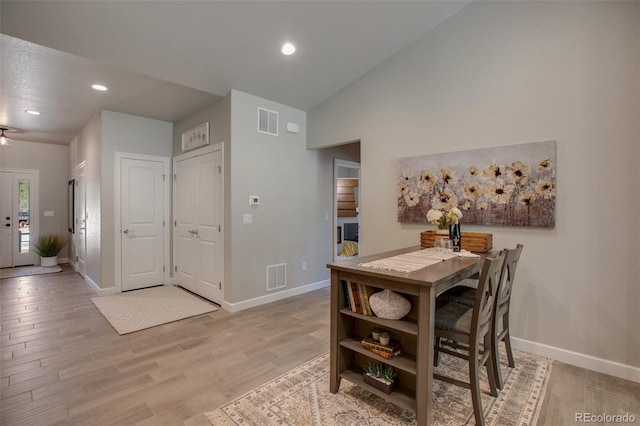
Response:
[397,140,556,227]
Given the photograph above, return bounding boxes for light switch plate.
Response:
[243,214,252,224]
[44,210,54,217]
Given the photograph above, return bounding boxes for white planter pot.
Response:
[40,256,58,267]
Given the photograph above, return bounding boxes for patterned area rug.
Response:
[0,265,62,279]
[92,285,219,334]
[206,349,551,425]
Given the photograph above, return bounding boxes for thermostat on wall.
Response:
[250,195,260,206]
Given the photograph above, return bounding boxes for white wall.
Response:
[228,90,330,304]
[77,112,102,286]
[309,1,640,375]
[0,140,70,259]
[174,92,359,309]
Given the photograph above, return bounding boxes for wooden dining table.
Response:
[327,245,487,425]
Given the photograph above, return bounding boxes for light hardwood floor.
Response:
[1,266,638,425]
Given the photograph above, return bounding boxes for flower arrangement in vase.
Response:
[427,207,463,252]
[426,207,463,230]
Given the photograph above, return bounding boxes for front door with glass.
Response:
[0,171,38,267]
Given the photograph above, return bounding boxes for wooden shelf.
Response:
[339,308,418,335]
[339,338,417,375]
[340,369,416,412]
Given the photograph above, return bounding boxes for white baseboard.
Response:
[100,286,118,296]
[84,274,101,294]
[68,260,78,271]
[512,337,640,383]
[83,275,118,297]
[222,279,329,313]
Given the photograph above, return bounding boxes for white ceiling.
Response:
[0,1,471,145]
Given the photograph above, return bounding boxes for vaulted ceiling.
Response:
[0,1,471,145]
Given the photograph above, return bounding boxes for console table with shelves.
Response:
[327,246,485,425]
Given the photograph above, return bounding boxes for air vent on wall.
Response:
[258,107,278,136]
[266,263,286,291]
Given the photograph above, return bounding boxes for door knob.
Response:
[123,229,129,234]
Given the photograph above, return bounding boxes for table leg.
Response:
[415,286,435,425]
[329,269,341,393]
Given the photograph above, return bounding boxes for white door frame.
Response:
[114,152,170,294]
[0,168,40,267]
[333,159,360,262]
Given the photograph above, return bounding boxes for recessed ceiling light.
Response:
[281,42,296,56]
[92,84,108,91]
[25,109,41,115]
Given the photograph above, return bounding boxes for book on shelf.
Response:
[357,282,369,315]
[361,336,402,359]
[345,280,356,312]
[341,280,352,311]
[349,281,363,314]
[361,285,375,316]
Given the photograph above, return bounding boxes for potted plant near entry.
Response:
[33,234,66,267]
[363,362,398,394]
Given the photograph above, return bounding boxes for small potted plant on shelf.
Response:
[363,362,398,394]
[378,331,391,346]
[371,327,382,341]
[33,233,66,267]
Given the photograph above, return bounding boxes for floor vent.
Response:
[266,263,286,291]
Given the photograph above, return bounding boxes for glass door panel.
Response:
[19,179,30,254]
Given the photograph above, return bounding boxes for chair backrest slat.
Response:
[496,244,524,312]
[472,251,506,343]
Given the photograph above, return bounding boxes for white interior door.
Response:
[121,158,165,291]
[75,163,86,277]
[0,170,38,268]
[0,172,13,267]
[174,145,224,304]
[174,157,198,294]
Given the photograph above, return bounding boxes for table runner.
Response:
[359,248,458,273]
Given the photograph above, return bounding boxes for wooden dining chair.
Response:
[433,251,506,426]
[436,244,524,389]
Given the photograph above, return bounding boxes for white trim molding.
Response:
[222,279,329,313]
[512,337,640,383]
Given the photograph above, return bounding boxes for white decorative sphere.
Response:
[369,289,411,320]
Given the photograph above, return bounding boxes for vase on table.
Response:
[449,223,461,252]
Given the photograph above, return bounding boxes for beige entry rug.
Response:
[206,349,551,425]
[0,265,62,279]
[92,285,218,335]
